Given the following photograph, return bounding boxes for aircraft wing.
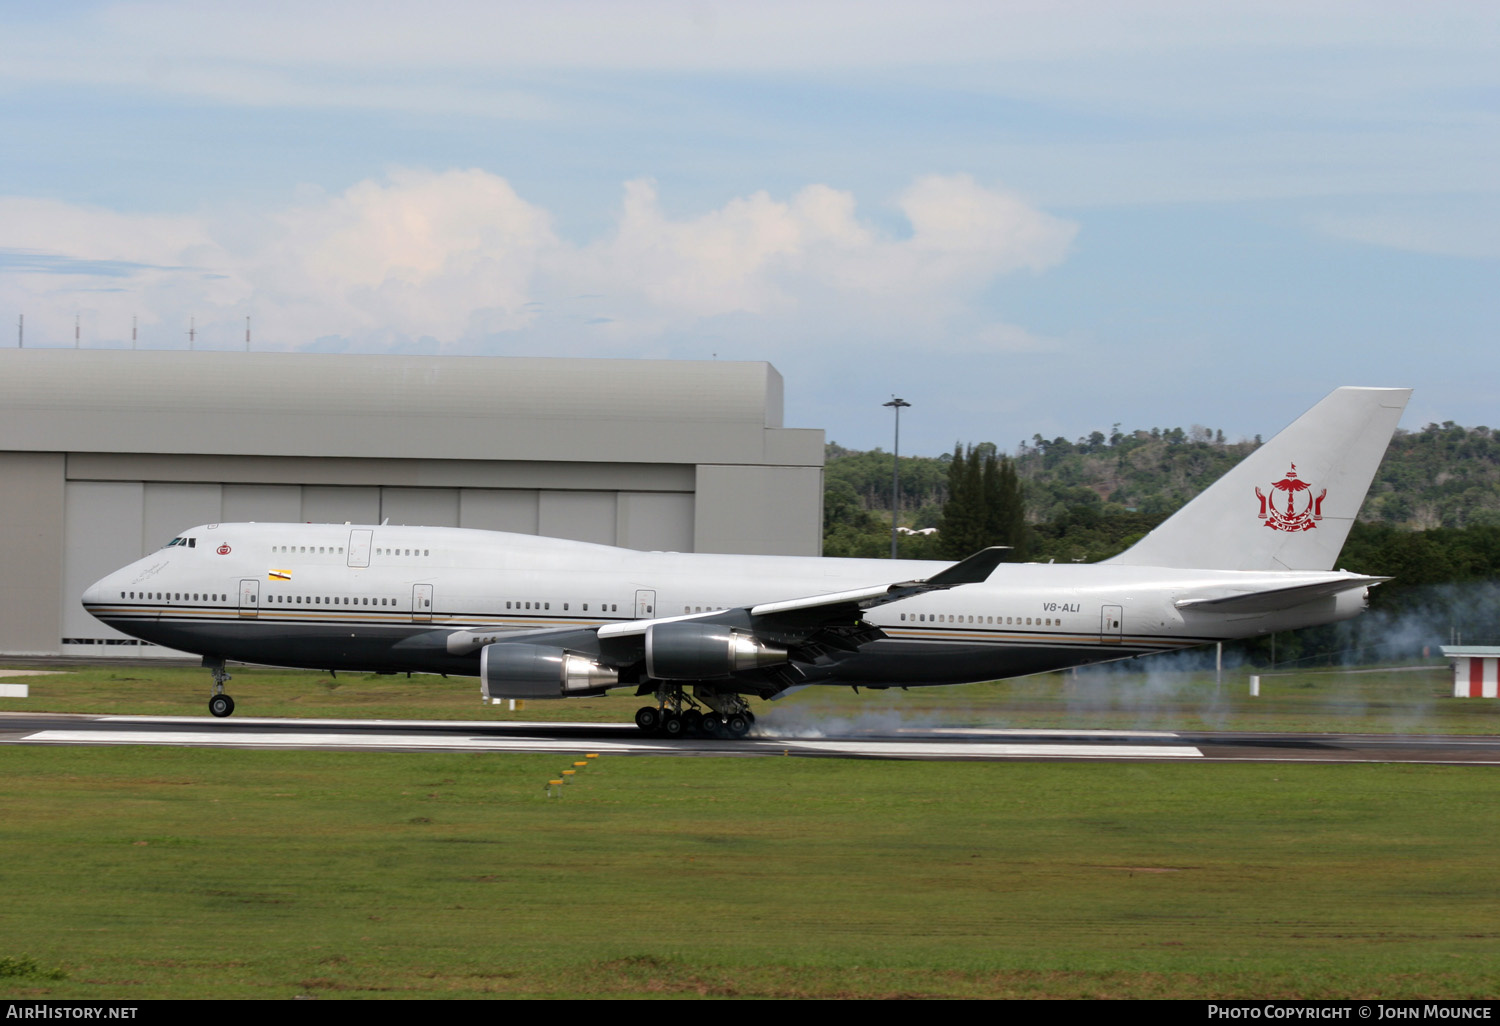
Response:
[442,547,1009,676]
[599,544,1010,637]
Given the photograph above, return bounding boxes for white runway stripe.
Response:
[19,730,669,753]
[11,729,1200,760]
[777,740,1202,759]
[100,715,621,730]
[914,727,1182,738]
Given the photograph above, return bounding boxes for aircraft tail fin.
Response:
[1105,387,1410,572]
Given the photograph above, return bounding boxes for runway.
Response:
[2,711,1498,763]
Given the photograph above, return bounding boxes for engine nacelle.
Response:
[645,621,788,680]
[480,643,619,700]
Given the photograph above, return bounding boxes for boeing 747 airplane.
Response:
[83,387,1409,736]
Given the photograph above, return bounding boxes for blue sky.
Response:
[2,1,1495,454]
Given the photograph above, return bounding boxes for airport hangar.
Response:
[0,349,825,659]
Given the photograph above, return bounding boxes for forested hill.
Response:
[824,420,1500,563]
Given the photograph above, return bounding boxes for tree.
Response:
[938,443,976,558]
[940,444,1028,559]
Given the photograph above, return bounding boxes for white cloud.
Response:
[0,169,1075,354]
[5,2,1493,118]
[1312,202,1500,260]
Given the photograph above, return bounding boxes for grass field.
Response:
[1,748,1498,999]
[1,662,1497,999]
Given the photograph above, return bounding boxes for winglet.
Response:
[913,546,1010,589]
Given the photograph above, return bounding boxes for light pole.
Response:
[883,397,911,558]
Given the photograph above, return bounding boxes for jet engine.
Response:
[480,643,620,700]
[644,621,788,680]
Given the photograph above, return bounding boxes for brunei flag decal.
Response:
[268,569,292,582]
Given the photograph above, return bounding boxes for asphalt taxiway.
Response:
[2,712,1498,763]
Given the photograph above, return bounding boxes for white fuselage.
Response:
[83,522,1372,688]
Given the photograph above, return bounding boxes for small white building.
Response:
[1440,646,1500,698]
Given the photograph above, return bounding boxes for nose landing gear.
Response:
[206,660,236,718]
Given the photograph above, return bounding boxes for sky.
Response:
[1,1,1496,456]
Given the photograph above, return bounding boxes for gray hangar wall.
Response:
[0,350,825,657]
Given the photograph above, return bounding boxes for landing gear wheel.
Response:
[661,712,684,738]
[208,694,235,718]
[726,713,750,737]
[635,706,662,733]
[682,709,703,735]
[700,713,724,738]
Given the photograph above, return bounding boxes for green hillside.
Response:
[825,420,1500,661]
[827,420,1500,562]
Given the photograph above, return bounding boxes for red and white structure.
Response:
[1441,647,1500,698]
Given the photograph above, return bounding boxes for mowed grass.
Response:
[2,660,1496,735]
[0,747,1496,999]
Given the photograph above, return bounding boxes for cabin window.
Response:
[545,602,550,610]
[582,603,589,611]
[563,603,568,611]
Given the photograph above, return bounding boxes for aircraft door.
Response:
[239,579,260,619]
[635,589,656,618]
[412,584,433,623]
[348,530,372,567]
[1100,604,1123,643]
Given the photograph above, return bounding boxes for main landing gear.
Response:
[206,660,236,718]
[635,687,755,739]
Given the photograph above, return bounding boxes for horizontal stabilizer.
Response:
[1175,575,1389,614]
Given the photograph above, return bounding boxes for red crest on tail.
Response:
[1255,464,1326,532]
